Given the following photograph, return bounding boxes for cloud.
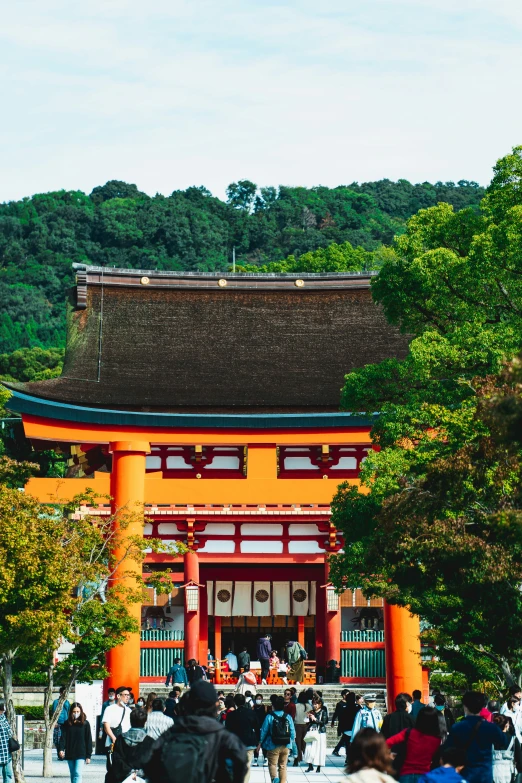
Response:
[0,0,521,200]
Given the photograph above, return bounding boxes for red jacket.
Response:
[387,728,441,774]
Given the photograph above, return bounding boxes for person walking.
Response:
[260,695,296,783]
[286,640,306,685]
[293,691,312,767]
[0,703,13,783]
[102,686,132,775]
[283,689,296,721]
[381,694,414,739]
[333,692,361,756]
[52,687,71,751]
[145,698,174,739]
[257,634,272,685]
[351,694,384,740]
[165,657,188,688]
[386,706,445,781]
[226,694,260,783]
[434,695,455,734]
[58,703,92,783]
[187,659,205,685]
[238,646,251,672]
[253,695,267,767]
[443,691,510,783]
[144,680,247,783]
[110,708,154,783]
[411,691,426,721]
[305,696,328,773]
[345,728,396,783]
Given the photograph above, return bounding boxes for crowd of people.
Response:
[43,680,522,783]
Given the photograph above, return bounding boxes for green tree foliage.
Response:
[329,146,522,685]
[0,179,484,353]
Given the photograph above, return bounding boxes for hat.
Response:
[365,693,377,701]
[187,679,217,708]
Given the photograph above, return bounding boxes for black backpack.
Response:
[271,714,291,746]
[156,732,209,783]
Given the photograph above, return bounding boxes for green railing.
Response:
[140,647,185,676]
[140,630,184,641]
[341,630,384,642]
[341,648,385,678]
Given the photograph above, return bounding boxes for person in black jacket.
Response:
[110,708,154,783]
[187,658,205,685]
[226,694,260,783]
[332,692,361,756]
[144,679,247,783]
[381,693,414,739]
[58,703,92,783]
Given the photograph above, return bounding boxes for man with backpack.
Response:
[226,693,260,783]
[144,679,247,783]
[260,695,296,783]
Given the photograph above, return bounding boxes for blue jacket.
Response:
[260,711,295,751]
[52,699,71,725]
[443,716,509,783]
[165,663,188,686]
[420,766,466,783]
[256,637,272,659]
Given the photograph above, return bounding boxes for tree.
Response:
[329,146,522,686]
[0,458,184,778]
[226,180,257,212]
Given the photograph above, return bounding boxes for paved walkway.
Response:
[22,747,348,782]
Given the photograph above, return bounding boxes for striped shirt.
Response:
[145,711,174,740]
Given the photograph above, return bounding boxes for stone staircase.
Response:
[139,683,387,749]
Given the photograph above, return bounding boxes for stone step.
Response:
[139,682,387,746]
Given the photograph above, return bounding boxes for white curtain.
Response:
[273,582,291,615]
[207,581,214,614]
[292,581,309,616]
[214,580,233,616]
[232,582,252,615]
[310,581,316,615]
[253,581,272,616]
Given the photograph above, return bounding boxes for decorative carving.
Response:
[255,589,269,603]
[217,589,231,603]
[293,588,307,602]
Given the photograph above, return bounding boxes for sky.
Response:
[1,0,522,202]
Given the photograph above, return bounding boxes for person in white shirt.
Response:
[102,686,132,772]
[145,699,174,740]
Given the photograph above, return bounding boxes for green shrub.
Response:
[14,705,46,721]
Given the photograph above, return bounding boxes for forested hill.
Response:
[0,177,484,356]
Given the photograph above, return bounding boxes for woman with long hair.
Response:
[305,696,328,773]
[145,692,157,713]
[58,703,92,783]
[345,728,395,783]
[386,706,445,783]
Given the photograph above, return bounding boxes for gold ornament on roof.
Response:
[217,279,227,287]
[140,276,150,285]
[295,279,304,287]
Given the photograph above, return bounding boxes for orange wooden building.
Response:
[5,265,424,705]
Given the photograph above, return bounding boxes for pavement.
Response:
[22,747,348,782]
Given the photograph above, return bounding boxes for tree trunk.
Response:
[42,659,80,777]
[1,652,24,783]
[42,662,54,778]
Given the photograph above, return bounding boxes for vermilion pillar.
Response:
[199,583,209,666]
[184,551,200,663]
[384,602,423,709]
[106,440,150,699]
[214,617,222,662]
[324,559,341,667]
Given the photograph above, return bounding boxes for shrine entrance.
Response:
[211,615,316,661]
